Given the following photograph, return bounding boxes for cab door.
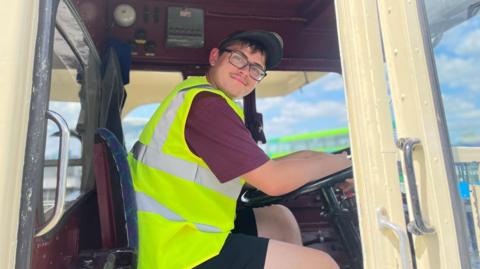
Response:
[376,0,479,268]
[336,1,413,268]
[337,0,478,268]
[15,0,103,268]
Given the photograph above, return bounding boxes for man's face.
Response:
[207,43,266,99]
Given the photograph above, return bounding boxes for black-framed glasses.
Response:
[222,49,267,81]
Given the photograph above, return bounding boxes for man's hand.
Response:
[242,150,352,196]
[336,178,354,193]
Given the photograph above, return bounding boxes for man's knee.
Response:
[271,205,300,229]
[272,204,297,222]
[254,205,302,245]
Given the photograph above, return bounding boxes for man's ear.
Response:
[209,48,220,66]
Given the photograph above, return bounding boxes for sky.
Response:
[123,10,480,149]
[427,2,480,249]
[256,73,347,138]
[433,13,480,146]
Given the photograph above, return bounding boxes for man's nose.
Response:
[237,65,249,75]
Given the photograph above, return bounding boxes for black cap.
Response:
[218,30,284,69]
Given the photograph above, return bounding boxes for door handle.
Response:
[397,138,435,235]
[36,110,70,237]
[377,208,411,269]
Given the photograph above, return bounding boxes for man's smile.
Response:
[230,73,247,86]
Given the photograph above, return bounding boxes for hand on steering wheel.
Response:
[241,166,353,207]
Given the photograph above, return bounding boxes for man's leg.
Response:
[253,204,303,245]
[194,233,339,269]
[254,205,339,269]
[197,205,339,269]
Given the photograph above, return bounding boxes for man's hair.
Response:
[218,38,267,57]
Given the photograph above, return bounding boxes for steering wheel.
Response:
[241,166,353,208]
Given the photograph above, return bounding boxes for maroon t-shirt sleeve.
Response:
[185,92,270,182]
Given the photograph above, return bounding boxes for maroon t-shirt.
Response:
[185,92,269,183]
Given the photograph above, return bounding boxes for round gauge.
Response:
[113,4,136,27]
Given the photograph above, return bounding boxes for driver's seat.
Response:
[75,128,137,268]
[93,128,138,251]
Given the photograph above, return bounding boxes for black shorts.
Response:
[194,208,269,269]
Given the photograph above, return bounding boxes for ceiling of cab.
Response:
[76,0,340,73]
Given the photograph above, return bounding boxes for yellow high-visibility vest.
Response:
[128,76,245,268]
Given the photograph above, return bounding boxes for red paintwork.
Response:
[72,0,109,55]
[32,216,80,269]
[283,193,352,266]
[31,192,102,269]
[75,0,340,72]
[93,143,117,249]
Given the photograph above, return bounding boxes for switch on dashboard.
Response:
[144,41,156,56]
[134,29,147,45]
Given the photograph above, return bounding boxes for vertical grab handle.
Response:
[377,208,411,269]
[397,138,435,235]
[35,110,70,237]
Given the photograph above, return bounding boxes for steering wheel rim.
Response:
[241,166,353,207]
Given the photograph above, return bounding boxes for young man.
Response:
[128,30,351,269]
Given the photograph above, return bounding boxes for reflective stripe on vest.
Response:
[148,85,212,150]
[131,141,241,200]
[136,192,222,233]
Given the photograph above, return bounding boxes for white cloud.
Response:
[433,16,480,93]
[257,96,285,112]
[442,94,480,145]
[435,54,480,92]
[49,101,81,128]
[457,29,480,56]
[444,94,476,111]
[263,100,347,137]
[258,73,347,137]
[123,116,150,126]
[316,73,345,92]
[276,100,345,119]
[435,13,480,53]
[443,96,480,123]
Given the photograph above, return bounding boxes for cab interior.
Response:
[31,0,361,268]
